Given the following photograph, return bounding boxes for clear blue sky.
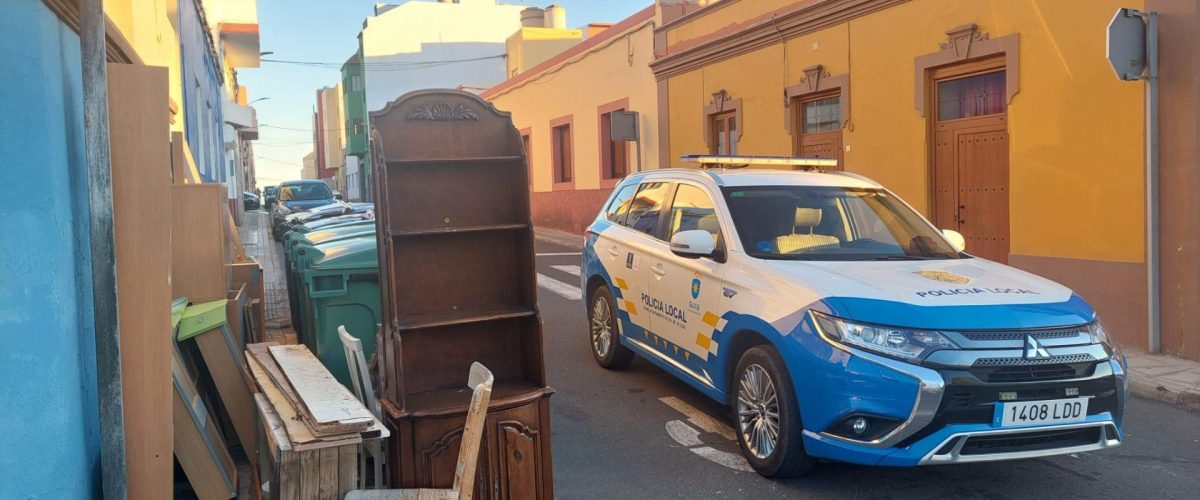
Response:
[240,0,649,186]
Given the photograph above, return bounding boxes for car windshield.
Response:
[265,186,278,196]
[722,185,963,260]
[278,183,332,201]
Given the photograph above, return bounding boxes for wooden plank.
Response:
[299,450,321,500]
[230,260,266,339]
[337,445,357,496]
[106,62,173,500]
[246,351,363,450]
[170,131,203,184]
[172,183,230,302]
[227,284,249,349]
[193,326,256,457]
[318,447,339,500]
[173,347,238,500]
[268,345,374,434]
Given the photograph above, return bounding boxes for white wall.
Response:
[360,0,525,112]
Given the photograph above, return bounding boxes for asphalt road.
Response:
[532,239,1200,499]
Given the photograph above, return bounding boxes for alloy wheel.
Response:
[737,363,781,459]
[591,296,613,357]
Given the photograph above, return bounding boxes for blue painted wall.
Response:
[179,0,227,183]
[0,0,100,498]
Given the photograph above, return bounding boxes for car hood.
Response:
[281,199,335,211]
[761,257,1094,330]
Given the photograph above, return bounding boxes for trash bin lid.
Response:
[310,236,378,271]
[302,226,375,246]
[299,216,374,234]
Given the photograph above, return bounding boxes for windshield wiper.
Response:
[851,255,932,261]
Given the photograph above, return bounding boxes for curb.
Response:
[533,227,584,250]
[1128,377,1200,412]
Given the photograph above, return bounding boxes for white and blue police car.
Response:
[580,155,1126,477]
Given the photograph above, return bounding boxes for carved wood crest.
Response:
[798,64,832,93]
[407,102,480,122]
[939,23,988,60]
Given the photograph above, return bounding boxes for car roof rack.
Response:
[680,154,838,172]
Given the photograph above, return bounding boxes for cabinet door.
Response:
[488,403,546,500]
[412,415,491,495]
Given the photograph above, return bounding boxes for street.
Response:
[533,239,1200,499]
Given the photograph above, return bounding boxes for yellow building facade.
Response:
[483,5,662,233]
[653,0,1200,358]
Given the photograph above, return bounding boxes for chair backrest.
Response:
[453,362,494,499]
[338,325,380,418]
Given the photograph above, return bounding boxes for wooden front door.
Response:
[931,64,1010,262]
[794,92,844,169]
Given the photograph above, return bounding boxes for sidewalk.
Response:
[239,210,296,344]
[534,226,1200,412]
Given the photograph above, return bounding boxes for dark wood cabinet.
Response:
[370,90,553,499]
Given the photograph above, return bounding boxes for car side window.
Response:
[605,184,639,224]
[667,184,720,244]
[622,182,671,238]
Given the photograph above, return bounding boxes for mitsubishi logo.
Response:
[1024,335,1051,360]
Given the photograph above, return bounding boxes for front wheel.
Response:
[588,285,634,370]
[733,345,815,477]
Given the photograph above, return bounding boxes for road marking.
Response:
[535,252,581,257]
[550,264,581,277]
[659,396,753,472]
[660,396,738,441]
[537,273,582,301]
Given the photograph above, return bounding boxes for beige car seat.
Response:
[775,207,840,254]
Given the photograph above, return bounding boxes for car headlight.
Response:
[1086,318,1111,346]
[811,311,958,362]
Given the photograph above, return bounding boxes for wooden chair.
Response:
[339,325,385,489]
[344,362,494,500]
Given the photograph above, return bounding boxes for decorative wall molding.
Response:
[702,89,743,149]
[651,0,909,80]
[914,25,1020,116]
[406,103,480,122]
[784,65,850,133]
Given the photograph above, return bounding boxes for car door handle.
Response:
[607,247,620,257]
[651,264,666,276]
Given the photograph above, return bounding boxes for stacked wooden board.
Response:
[246,342,388,500]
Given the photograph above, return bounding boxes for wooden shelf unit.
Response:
[370,90,553,499]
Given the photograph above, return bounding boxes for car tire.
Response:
[733,345,815,478]
[588,285,635,370]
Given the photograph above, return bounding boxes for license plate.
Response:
[994,398,1089,428]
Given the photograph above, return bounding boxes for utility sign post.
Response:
[1107,8,1160,353]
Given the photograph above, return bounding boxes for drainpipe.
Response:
[81,0,128,498]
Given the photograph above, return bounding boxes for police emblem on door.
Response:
[691,277,702,299]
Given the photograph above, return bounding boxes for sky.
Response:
[240,0,649,187]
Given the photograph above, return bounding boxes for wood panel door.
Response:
[793,93,844,170]
[796,129,843,169]
[934,115,1010,262]
[931,66,1010,262]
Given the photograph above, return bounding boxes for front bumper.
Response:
[800,348,1126,466]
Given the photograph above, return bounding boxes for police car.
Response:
[580,155,1126,477]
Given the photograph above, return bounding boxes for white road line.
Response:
[665,420,704,447]
[689,443,755,472]
[537,273,583,301]
[659,396,738,442]
[535,252,581,257]
[550,264,581,277]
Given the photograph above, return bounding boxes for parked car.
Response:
[271,180,336,238]
[580,158,1125,477]
[243,191,261,211]
[263,185,280,211]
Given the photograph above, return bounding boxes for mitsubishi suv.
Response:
[580,157,1126,477]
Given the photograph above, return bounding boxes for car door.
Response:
[643,182,729,373]
[596,181,673,340]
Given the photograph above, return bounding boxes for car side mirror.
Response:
[670,230,716,258]
[333,191,344,200]
[942,229,966,252]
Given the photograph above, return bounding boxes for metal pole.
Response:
[81,0,128,497]
[1144,11,1160,353]
[635,114,643,173]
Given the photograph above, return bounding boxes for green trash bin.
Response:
[298,236,380,387]
[286,225,376,333]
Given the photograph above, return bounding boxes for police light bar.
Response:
[680,154,838,170]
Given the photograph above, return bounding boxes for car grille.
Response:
[959,326,1088,342]
[970,354,1096,382]
[959,426,1102,455]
